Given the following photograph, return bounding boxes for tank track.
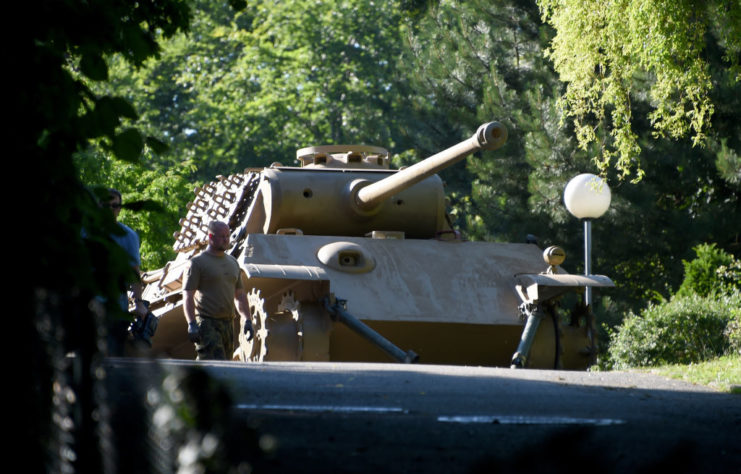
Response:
[173,171,262,254]
[141,170,261,309]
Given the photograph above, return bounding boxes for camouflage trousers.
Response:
[194,316,234,361]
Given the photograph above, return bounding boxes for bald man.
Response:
[182,221,254,360]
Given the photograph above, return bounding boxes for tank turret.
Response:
[139,122,613,369]
[236,122,506,239]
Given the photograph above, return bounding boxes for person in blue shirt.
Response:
[106,188,148,354]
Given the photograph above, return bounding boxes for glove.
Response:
[243,318,254,342]
[188,321,202,344]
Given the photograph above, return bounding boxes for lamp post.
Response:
[563,174,611,308]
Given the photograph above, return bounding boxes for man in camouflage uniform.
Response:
[182,220,254,360]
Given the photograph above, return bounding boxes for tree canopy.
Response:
[400,0,577,240]
[93,0,412,177]
[538,0,741,181]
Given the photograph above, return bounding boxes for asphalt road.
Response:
[106,359,741,473]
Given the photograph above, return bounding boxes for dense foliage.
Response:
[79,0,422,268]
[676,243,739,298]
[400,0,579,243]
[22,2,191,472]
[607,292,740,368]
[607,246,741,369]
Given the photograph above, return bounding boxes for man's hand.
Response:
[188,321,202,344]
[242,318,254,341]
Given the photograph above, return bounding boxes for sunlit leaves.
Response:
[538,0,740,181]
[98,0,408,179]
[607,291,740,368]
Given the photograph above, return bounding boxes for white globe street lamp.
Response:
[564,173,611,308]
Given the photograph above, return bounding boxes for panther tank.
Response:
[139,122,613,369]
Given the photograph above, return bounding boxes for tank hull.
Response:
[142,233,598,368]
[241,234,545,326]
[235,234,596,369]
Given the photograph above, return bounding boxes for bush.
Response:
[607,291,741,369]
[676,243,735,298]
[725,302,741,355]
[716,258,741,296]
[605,242,740,369]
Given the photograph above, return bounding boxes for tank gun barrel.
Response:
[355,122,507,210]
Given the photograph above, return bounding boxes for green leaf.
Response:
[121,25,158,65]
[92,97,138,138]
[228,0,247,11]
[94,97,122,136]
[145,136,169,154]
[112,128,144,162]
[123,199,166,213]
[109,97,139,120]
[80,52,108,81]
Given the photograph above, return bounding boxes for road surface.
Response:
[106,358,740,473]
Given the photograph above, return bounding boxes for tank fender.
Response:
[515,273,614,305]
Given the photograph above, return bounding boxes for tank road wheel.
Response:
[238,289,268,361]
[238,289,301,362]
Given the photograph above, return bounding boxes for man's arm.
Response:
[183,289,201,343]
[235,287,254,341]
[183,289,197,324]
[131,265,148,317]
